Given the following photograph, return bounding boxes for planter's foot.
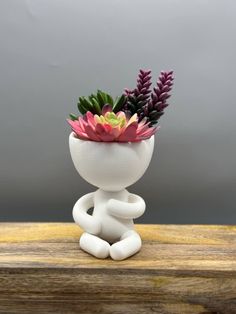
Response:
[110,230,142,261]
[80,232,110,259]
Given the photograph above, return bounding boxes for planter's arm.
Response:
[107,193,146,219]
[72,193,101,235]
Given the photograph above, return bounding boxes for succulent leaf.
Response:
[77,99,87,114]
[84,98,93,109]
[69,113,78,121]
[112,94,126,113]
[106,94,114,106]
[96,91,105,107]
[89,97,102,114]
[98,90,108,105]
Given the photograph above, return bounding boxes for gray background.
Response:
[1,0,236,223]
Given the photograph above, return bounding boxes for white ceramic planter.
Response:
[69,132,155,260]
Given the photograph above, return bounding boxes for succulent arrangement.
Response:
[68,105,157,142]
[68,69,174,142]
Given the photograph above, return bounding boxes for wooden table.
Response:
[0,223,235,313]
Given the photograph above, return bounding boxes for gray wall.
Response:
[1,0,236,223]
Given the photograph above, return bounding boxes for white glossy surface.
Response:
[69,133,154,260]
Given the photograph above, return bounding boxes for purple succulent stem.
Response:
[124,88,134,96]
[151,70,174,109]
[123,69,152,113]
[139,70,174,124]
[133,69,152,100]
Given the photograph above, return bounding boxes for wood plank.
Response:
[1,223,235,244]
[0,242,235,271]
[0,223,235,313]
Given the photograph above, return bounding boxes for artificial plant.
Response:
[68,69,174,142]
[124,70,174,126]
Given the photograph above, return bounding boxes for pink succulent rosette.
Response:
[68,105,158,142]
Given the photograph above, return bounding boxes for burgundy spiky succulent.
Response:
[123,69,174,126]
[124,69,152,117]
[139,71,174,126]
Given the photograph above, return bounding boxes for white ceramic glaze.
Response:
[69,132,154,260]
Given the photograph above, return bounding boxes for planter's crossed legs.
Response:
[110,230,142,260]
[80,230,142,260]
[73,191,145,260]
[80,233,110,259]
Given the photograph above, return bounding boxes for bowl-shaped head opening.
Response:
[69,133,154,191]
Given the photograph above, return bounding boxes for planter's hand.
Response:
[73,193,101,235]
[107,193,146,219]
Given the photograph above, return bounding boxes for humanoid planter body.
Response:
[69,132,154,260]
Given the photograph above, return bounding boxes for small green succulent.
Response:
[70,90,126,121]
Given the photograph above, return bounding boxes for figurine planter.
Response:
[68,69,174,260]
[69,132,154,260]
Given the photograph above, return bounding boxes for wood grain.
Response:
[0,223,235,313]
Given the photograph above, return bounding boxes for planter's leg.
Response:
[110,230,142,261]
[80,232,110,259]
